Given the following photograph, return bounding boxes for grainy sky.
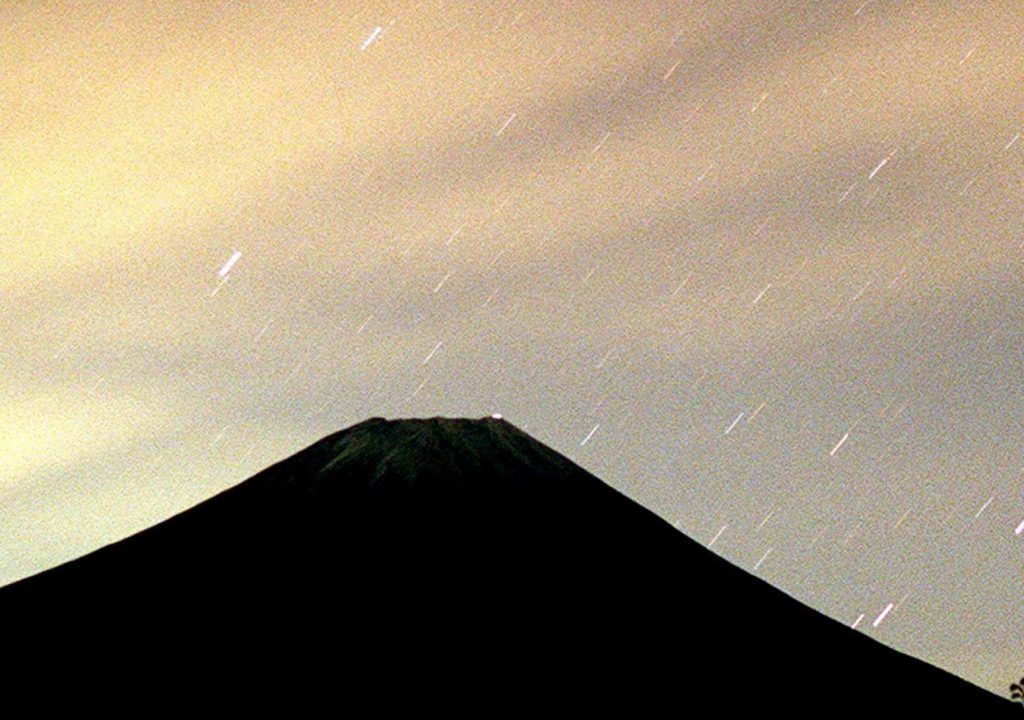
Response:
[3,0,1022,695]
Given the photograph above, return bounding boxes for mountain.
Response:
[0,416,1016,714]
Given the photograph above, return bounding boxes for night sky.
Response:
[3,1,1023,694]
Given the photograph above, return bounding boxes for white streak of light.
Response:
[1015,519,1024,536]
[1006,133,1021,151]
[869,157,888,180]
[869,148,898,180]
[752,283,771,305]
[496,113,516,137]
[410,378,427,399]
[670,272,692,298]
[446,225,463,246]
[851,613,865,629]
[753,548,772,570]
[581,424,600,446]
[872,603,894,627]
[433,271,451,293]
[708,525,727,548]
[975,496,994,519]
[851,280,872,302]
[662,59,682,81]
[830,432,850,456]
[959,44,978,66]
[210,276,228,297]
[748,402,766,422]
[218,250,242,278]
[360,26,383,51]
[422,341,443,365]
[254,321,273,343]
[839,182,857,204]
[725,412,744,435]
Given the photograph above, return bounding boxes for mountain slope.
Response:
[0,416,1015,714]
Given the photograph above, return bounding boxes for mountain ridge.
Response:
[0,415,1015,714]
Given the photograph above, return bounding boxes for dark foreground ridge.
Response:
[1,416,1015,714]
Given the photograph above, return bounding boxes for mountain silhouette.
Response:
[0,416,1015,714]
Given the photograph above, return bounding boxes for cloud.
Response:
[0,381,190,489]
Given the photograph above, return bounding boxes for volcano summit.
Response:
[0,416,1015,714]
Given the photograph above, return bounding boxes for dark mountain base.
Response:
[2,417,1015,715]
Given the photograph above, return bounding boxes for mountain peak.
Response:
[245,414,589,505]
[1,415,1016,715]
